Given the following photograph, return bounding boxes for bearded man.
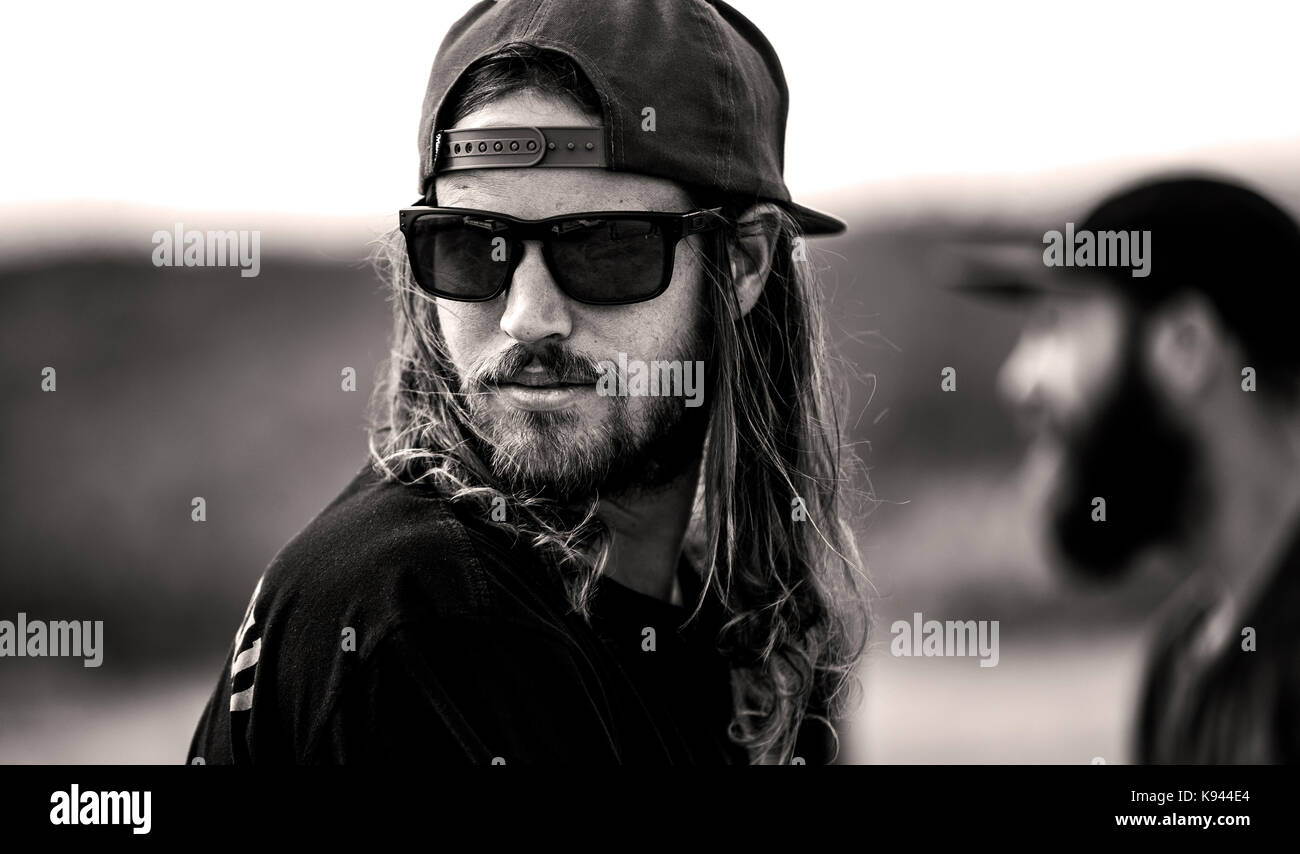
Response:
[189,0,868,766]
[969,176,1300,762]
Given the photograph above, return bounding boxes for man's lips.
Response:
[497,373,595,388]
[492,376,594,412]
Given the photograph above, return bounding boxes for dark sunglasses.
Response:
[398,205,725,305]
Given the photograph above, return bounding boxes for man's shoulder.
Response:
[256,462,501,641]
[190,463,591,763]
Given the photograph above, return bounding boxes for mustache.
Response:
[468,342,604,388]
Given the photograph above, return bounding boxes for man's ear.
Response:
[1142,292,1227,403]
[727,202,783,319]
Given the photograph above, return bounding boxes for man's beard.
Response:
[1045,328,1204,581]
[459,331,711,505]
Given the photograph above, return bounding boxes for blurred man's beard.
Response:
[1046,330,1203,581]
[461,331,711,504]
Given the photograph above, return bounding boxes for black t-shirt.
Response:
[188,462,798,765]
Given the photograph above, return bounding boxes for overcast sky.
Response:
[2,0,1298,236]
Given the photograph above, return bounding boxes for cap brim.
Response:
[939,240,1089,304]
[786,200,848,236]
[952,280,1055,303]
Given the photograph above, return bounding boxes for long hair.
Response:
[368,44,870,764]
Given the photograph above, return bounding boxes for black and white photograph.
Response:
[1,0,1296,836]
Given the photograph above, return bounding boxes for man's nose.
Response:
[499,241,573,344]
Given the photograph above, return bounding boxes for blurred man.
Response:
[971,176,1300,762]
[188,0,867,765]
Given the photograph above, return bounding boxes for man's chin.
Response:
[1046,488,1145,582]
[1021,437,1147,582]
[491,453,606,503]
[480,415,612,502]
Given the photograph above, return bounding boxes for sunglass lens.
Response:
[545,218,666,303]
[407,214,510,300]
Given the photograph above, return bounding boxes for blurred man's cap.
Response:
[953,175,1300,366]
[417,0,847,236]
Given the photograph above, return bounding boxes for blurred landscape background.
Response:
[3,0,1299,764]
[6,170,1298,764]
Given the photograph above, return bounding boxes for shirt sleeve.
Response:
[187,572,268,765]
[187,642,239,765]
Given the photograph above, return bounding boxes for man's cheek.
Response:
[438,303,499,355]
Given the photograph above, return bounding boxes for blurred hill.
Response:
[1,250,392,674]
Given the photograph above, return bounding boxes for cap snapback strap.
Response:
[434,126,608,172]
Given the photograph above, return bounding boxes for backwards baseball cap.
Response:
[416,0,846,236]
[957,174,1300,368]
